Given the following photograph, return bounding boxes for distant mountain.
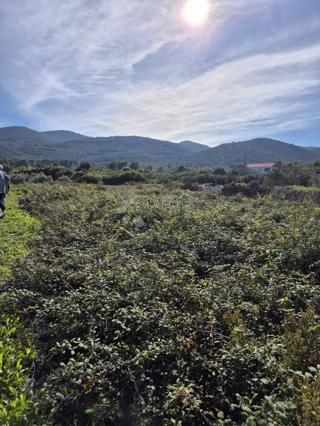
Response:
[53,136,189,165]
[1,127,320,166]
[41,130,88,143]
[0,126,188,165]
[179,140,209,153]
[0,126,54,158]
[188,138,319,166]
[0,126,51,143]
[306,147,320,157]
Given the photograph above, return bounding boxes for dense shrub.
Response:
[28,173,53,183]
[102,171,146,185]
[11,174,27,184]
[297,373,320,425]
[56,175,72,183]
[42,166,73,180]
[13,173,53,184]
[0,193,40,424]
[78,174,101,184]
[223,182,247,196]
[0,316,36,424]
[71,171,86,182]
[223,181,265,197]
[181,181,201,191]
[272,186,320,203]
[3,183,320,424]
[77,161,92,171]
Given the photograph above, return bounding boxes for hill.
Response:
[52,136,189,165]
[0,127,189,165]
[188,138,319,166]
[1,127,320,166]
[41,130,89,142]
[0,126,55,158]
[179,140,209,153]
[306,147,320,157]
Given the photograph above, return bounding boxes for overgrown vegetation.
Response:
[1,181,320,424]
[0,192,39,424]
[3,158,320,194]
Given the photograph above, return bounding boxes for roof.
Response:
[246,163,276,168]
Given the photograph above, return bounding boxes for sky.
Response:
[0,0,319,146]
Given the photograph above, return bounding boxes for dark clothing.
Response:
[0,194,6,207]
[0,172,9,214]
[0,171,9,194]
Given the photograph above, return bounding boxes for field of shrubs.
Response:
[2,181,320,424]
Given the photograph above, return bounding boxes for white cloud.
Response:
[0,0,319,145]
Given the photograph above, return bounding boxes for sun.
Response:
[182,0,211,27]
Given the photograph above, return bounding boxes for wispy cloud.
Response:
[0,0,319,145]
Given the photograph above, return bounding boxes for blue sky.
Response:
[0,0,319,146]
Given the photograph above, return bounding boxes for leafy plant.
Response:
[3,182,320,424]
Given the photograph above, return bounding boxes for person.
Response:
[0,165,10,219]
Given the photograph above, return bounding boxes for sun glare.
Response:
[182,0,211,27]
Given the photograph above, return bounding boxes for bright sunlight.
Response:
[182,0,211,27]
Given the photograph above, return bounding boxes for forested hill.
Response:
[188,138,318,166]
[0,126,319,166]
[179,140,210,153]
[41,130,89,142]
[0,127,189,165]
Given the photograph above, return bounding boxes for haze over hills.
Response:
[0,126,320,166]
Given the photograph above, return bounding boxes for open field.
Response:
[1,182,320,424]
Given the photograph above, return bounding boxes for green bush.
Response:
[11,174,27,185]
[297,373,320,426]
[4,183,320,424]
[78,174,101,184]
[28,173,53,183]
[283,308,320,371]
[0,191,39,425]
[42,166,73,180]
[0,316,36,425]
[102,171,146,185]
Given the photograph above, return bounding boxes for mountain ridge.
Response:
[41,130,89,142]
[179,140,210,153]
[0,126,319,166]
[187,138,318,166]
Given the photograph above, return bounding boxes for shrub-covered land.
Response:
[3,157,320,191]
[0,191,39,424]
[1,182,320,425]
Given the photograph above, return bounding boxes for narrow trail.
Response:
[0,190,40,425]
[0,191,39,279]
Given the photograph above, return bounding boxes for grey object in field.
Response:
[133,216,147,230]
[0,170,10,194]
[200,184,224,193]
